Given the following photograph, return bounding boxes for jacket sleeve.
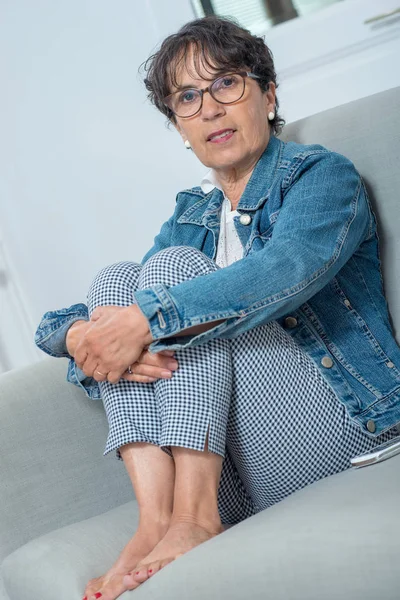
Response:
[133,151,372,350]
[34,303,101,399]
[34,303,89,357]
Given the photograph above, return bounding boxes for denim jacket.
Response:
[35,135,400,436]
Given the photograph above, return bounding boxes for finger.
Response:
[107,369,127,384]
[92,367,108,382]
[81,357,99,378]
[127,364,173,379]
[138,352,178,370]
[159,350,175,357]
[74,346,88,370]
[90,307,104,322]
[121,373,158,383]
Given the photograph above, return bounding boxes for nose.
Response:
[200,91,225,120]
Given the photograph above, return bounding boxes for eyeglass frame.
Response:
[163,71,264,119]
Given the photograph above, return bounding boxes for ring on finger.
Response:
[95,369,106,377]
[127,365,133,375]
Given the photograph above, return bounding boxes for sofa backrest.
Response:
[281,86,400,342]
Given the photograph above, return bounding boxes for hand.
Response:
[74,305,153,384]
[66,320,91,357]
[122,349,179,383]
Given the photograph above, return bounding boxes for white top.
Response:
[200,170,243,268]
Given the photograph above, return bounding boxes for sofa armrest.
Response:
[0,359,133,563]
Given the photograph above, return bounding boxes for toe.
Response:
[147,560,162,576]
[131,565,149,583]
[148,558,174,575]
[123,571,145,590]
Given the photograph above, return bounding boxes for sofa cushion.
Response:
[1,501,139,600]
[2,455,400,600]
[0,359,133,567]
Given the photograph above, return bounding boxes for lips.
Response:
[207,128,236,142]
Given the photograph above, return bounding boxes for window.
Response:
[191,0,343,33]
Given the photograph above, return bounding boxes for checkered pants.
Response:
[87,246,394,525]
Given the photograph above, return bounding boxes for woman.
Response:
[36,15,400,600]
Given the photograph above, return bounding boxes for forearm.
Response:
[134,156,370,349]
[175,319,226,336]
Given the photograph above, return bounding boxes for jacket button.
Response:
[239,214,252,226]
[366,419,376,433]
[321,356,334,368]
[284,316,298,329]
[386,361,395,368]
[344,299,351,307]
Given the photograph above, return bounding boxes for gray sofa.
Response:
[1,86,399,600]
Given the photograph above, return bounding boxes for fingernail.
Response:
[161,370,172,378]
[167,361,178,370]
[163,350,175,356]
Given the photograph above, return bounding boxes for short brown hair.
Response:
[142,16,284,135]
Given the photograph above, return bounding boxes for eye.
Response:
[212,74,240,93]
[178,90,198,104]
[221,76,236,87]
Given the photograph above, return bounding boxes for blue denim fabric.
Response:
[35,303,101,400]
[36,135,400,435]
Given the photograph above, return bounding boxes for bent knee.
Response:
[89,261,142,289]
[87,261,142,311]
[139,246,217,289]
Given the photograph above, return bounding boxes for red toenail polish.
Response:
[136,571,139,575]
[94,594,102,599]
[148,569,153,573]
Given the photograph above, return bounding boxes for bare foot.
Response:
[122,519,224,589]
[83,519,170,600]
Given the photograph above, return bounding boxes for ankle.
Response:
[171,510,222,535]
[138,511,172,533]
[173,489,220,525]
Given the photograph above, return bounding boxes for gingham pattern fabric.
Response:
[87,246,396,525]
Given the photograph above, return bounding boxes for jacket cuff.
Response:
[134,285,181,339]
[67,360,101,399]
[35,303,89,358]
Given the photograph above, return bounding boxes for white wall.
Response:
[0,0,205,369]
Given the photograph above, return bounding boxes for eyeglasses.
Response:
[163,71,262,118]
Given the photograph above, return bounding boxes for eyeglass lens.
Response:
[171,73,246,117]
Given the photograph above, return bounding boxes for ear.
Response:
[172,119,187,143]
[265,81,276,114]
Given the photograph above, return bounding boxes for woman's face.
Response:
[172,50,276,174]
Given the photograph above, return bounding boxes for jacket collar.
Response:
[178,135,283,225]
[237,135,282,210]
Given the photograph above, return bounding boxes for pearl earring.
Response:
[184,140,191,149]
[268,111,275,121]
